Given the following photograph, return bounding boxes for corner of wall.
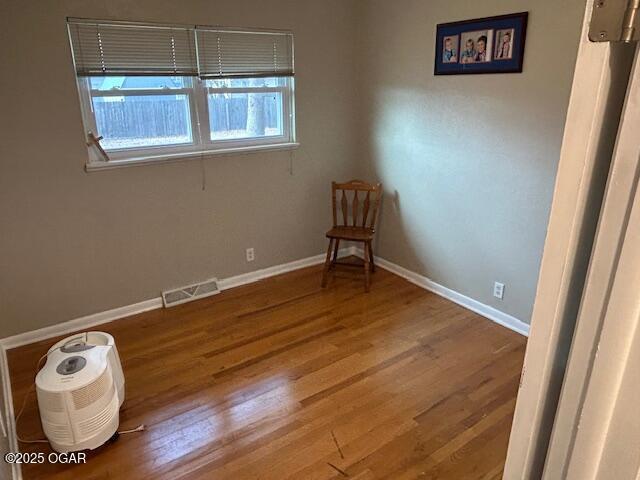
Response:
[0,346,21,479]
[352,0,586,324]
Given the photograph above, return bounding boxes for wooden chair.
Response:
[321,179,383,292]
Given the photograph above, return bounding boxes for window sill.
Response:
[85,142,300,172]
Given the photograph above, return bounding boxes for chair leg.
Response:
[363,241,371,292]
[321,238,334,288]
[331,239,341,267]
[368,241,376,272]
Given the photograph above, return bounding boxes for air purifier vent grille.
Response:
[78,395,117,436]
[43,421,73,444]
[162,277,220,307]
[37,390,65,413]
[72,369,110,410]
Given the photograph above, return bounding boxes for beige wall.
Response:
[0,0,360,337]
[1,0,586,339]
[356,0,585,323]
[0,352,13,480]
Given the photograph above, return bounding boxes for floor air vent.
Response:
[162,278,220,307]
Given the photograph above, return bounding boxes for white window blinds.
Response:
[67,19,294,78]
[68,19,198,76]
[196,29,294,78]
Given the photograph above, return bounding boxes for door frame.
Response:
[544,44,640,479]
[503,0,636,477]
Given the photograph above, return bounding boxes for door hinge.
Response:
[589,0,640,42]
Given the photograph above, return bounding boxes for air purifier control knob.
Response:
[56,356,87,375]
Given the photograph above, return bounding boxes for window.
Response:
[206,77,288,142]
[68,19,296,167]
[86,76,195,151]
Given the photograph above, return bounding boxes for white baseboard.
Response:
[1,347,21,480]
[217,249,349,290]
[0,248,352,351]
[353,248,530,337]
[0,244,527,348]
[0,298,163,351]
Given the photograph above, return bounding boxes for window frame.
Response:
[202,78,292,150]
[78,75,297,167]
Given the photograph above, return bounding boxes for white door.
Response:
[504,0,639,477]
[543,42,640,480]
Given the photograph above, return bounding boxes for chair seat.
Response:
[326,226,375,241]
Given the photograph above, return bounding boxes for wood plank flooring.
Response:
[8,258,526,479]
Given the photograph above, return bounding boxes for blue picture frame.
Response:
[435,12,528,75]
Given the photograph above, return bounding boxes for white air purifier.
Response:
[35,331,125,453]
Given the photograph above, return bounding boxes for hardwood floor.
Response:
[8,259,526,479]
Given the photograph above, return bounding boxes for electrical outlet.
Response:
[493,282,505,300]
[246,248,255,262]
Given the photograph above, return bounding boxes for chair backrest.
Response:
[331,179,383,231]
